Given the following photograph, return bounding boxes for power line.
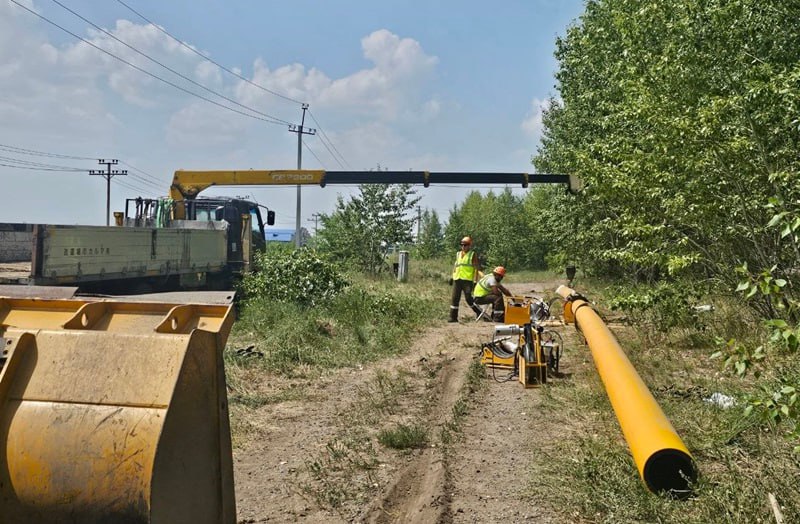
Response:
[10,0,288,126]
[308,110,350,168]
[115,0,306,106]
[50,0,291,126]
[0,155,86,171]
[0,143,162,192]
[0,162,85,172]
[0,143,96,160]
[302,140,326,169]
[114,0,352,169]
[112,176,160,197]
[119,161,163,185]
[311,132,345,169]
[128,173,163,191]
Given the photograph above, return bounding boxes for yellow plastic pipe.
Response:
[556,285,697,495]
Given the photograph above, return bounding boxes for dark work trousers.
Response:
[474,293,505,321]
[450,279,482,321]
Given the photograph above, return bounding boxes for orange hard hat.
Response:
[493,266,506,277]
[460,236,472,246]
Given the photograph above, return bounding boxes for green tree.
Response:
[443,189,546,270]
[534,0,800,291]
[416,209,445,259]
[316,184,420,273]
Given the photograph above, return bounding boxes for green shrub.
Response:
[239,248,349,306]
[608,282,702,332]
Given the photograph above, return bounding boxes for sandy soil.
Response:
[232,278,581,523]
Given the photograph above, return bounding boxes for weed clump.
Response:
[378,424,428,450]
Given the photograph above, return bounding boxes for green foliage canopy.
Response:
[443,189,549,270]
[316,184,420,273]
[415,209,446,259]
[533,0,800,293]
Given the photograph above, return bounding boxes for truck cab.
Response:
[186,197,271,268]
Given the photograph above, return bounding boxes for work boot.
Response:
[448,309,458,323]
[471,304,483,316]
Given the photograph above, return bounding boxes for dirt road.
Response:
[232,278,584,523]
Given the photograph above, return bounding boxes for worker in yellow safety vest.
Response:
[474,266,512,322]
[449,236,482,322]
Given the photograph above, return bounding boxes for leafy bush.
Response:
[607,282,701,332]
[238,248,349,306]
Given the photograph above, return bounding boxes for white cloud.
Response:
[521,97,550,140]
[194,60,222,86]
[235,29,439,122]
[58,19,211,107]
[318,30,438,119]
[0,6,449,221]
[361,29,438,78]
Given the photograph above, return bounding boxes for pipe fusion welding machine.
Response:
[480,296,563,388]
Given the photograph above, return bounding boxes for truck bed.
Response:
[0,222,229,290]
[0,262,32,284]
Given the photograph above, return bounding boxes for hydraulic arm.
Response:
[169,169,582,217]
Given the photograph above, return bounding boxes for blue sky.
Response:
[1,0,584,229]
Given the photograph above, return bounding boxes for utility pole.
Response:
[89,159,127,225]
[308,212,322,235]
[288,103,316,247]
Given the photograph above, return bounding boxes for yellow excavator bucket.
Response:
[0,294,236,523]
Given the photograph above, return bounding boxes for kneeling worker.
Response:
[474,266,512,322]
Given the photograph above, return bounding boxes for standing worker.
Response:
[474,266,512,322]
[449,236,482,322]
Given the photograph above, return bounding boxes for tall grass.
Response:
[228,266,443,375]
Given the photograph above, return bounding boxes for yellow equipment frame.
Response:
[479,296,548,388]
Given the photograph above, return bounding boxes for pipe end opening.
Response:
[643,448,697,499]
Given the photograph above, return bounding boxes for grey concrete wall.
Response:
[0,223,33,262]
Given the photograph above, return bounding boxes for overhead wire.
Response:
[0,143,96,160]
[0,155,86,171]
[0,162,85,172]
[115,0,352,168]
[0,142,163,193]
[111,177,160,197]
[302,141,326,169]
[127,173,163,191]
[119,161,163,185]
[115,0,306,106]
[49,0,291,126]
[9,0,288,126]
[308,110,350,169]
[310,129,346,169]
